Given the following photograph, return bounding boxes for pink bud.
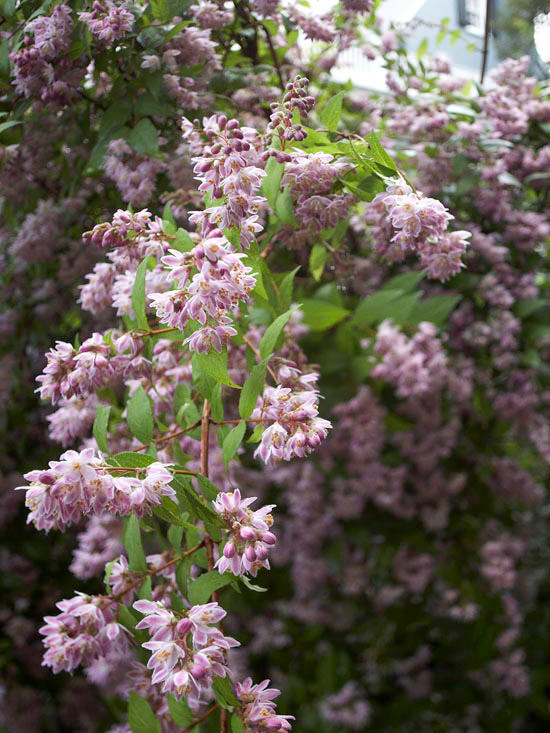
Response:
[262,531,276,546]
[245,546,256,562]
[176,618,193,635]
[240,526,256,541]
[255,544,268,561]
[223,541,236,558]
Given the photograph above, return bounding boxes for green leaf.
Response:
[240,575,268,592]
[196,475,220,502]
[132,257,150,330]
[110,452,157,468]
[352,289,404,327]
[138,575,153,601]
[387,293,420,325]
[300,300,349,331]
[514,299,548,319]
[231,714,245,733]
[381,270,426,292]
[194,350,240,388]
[127,119,159,156]
[417,38,428,58]
[278,267,301,312]
[168,525,184,549]
[0,120,23,135]
[247,423,265,443]
[222,421,246,470]
[319,91,345,132]
[262,156,284,209]
[259,310,292,359]
[309,243,329,281]
[127,386,154,444]
[168,694,195,727]
[212,676,241,710]
[410,295,462,326]
[172,476,223,532]
[118,605,138,632]
[129,692,161,733]
[239,358,269,419]
[364,131,398,173]
[93,404,111,454]
[188,570,233,605]
[275,186,297,226]
[123,515,147,572]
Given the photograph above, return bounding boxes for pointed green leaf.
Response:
[93,404,111,454]
[275,186,297,226]
[262,156,284,209]
[239,358,269,419]
[129,692,161,733]
[300,300,349,331]
[196,474,220,502]
[127,385,154,444]
[309,243,328,281]
[110,452,157,468]
[259,310,292,359]
[410,295,462,326]
[351,289,404,327]
[212,676,241,710]
[222,421,246,470]
[127,119,159,156]
[194,350,240,388]
[168,694,195,727]
[231,714,246,733]
[188,570,234,605]
[319,91,345,132]
[123,515,147,572]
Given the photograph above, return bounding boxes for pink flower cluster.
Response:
[132,599,238,703]
[367,182,469,280]
[281,151,355,241]
[104,139,165,207]
[319,681,371,730]
[36,334,113,404]
[480,535,525,591]
[252,366,331,464]
[82,209,152,249]
[266,75,315,146]
[235,677,294,732]
[40,593,127,674]
[212,489,276,576]
[70,514,123,580]
[9,4,81,104]
[371,320,448,397]
[16,449,176,531]
[149,229,255,353]
[184,113,266,247]
[46,394,99,446]
[190,1,233,29]
[78,1,134,43]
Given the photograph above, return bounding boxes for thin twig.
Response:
[127,420,202,453]
[242,335,278,382]
[181,704,218,732]
[109,541,205,602]
[200,400,218,596]
[261,22,285,91]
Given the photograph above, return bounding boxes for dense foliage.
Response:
[1,1,549,732]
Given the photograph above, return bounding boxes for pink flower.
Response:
[213,489,276,577]
[235,677,294,731]
[133,598,238,701]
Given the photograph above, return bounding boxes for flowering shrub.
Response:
[1,2,549,732]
